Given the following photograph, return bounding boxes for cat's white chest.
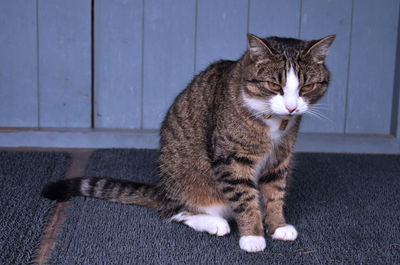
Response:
[253,117,294,180]
[264,117,293,145]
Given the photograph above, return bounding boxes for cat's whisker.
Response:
[311,103,330,106]
[249,113,265,122]
[307,109,326,118]
[309,109,329,117]
[310,106,330,110]
[305,113,325,122]
[309,104,330,110]
[305,111,323,121]
[248,109,270,121]
[305,109,333,124]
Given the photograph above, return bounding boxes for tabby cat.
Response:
[42,33,334,252]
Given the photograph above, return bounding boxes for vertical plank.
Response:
[195,0,248,73]
[249,0,300,38]
[142,0,196,129]
[299,0,352,133]
[94,0,142,129]
[38,0,91,128]
[346,0,400,134]
[394,9,400,142]
[0,0,38,127]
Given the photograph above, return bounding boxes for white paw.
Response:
[182,215,231,236]
[239,235,266,252]
[272,224,298,241]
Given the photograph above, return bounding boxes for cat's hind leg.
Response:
[170,211,231,236]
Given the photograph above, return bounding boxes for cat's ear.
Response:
[247,33,276,59]
[304,35,335,64]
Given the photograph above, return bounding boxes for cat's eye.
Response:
[266,82,282,93]
[300,84,315,94]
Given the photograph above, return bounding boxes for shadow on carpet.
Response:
[48,149,400,264]
[0,151,71,264]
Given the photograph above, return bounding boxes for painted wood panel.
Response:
[142,0,196,129]
[299,0,352,133]
[1,0,400,151]
[346,0,400,134]
[38,0,91,128]
[0,1,38,127]
[249,0,300,38]
[195,0,248,73]
[94,0,142,129]
[394,13,400,140]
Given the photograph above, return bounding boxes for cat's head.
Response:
[241,33,335,119]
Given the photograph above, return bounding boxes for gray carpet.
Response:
[0,151,70,265]
[48,149,400,264]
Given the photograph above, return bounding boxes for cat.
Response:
[42,33,334,252]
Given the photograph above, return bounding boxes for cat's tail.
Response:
[41,177,161,209]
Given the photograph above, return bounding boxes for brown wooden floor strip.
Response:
[36,150,93,265]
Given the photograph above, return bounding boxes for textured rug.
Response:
[0,151,70,264]
[48,149,400,264]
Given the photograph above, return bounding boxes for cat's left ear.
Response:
[304,35,335,64]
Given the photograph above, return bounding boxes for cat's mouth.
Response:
[282,114,295,118]
[265,114,295,120]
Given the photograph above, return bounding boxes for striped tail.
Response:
[41,177,161,209]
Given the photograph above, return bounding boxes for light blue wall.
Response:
[0,0,399,152]
[94,0,143,129]
[0,0,38,127]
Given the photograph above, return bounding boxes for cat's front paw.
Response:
[271,224,298,241]
[239,235,266,252]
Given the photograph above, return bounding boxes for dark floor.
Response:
[1,148,400,265]
[0,147,94,265]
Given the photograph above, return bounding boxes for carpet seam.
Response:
[36,150,93,265]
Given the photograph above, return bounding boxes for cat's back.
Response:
[181,59,236,107]
[160,59,236,144]
[194,59,236,91]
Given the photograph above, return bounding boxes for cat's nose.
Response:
[285,105,297,113]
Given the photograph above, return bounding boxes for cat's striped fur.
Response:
[42,33,334,252]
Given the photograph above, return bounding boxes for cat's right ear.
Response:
[247,33,275,59]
